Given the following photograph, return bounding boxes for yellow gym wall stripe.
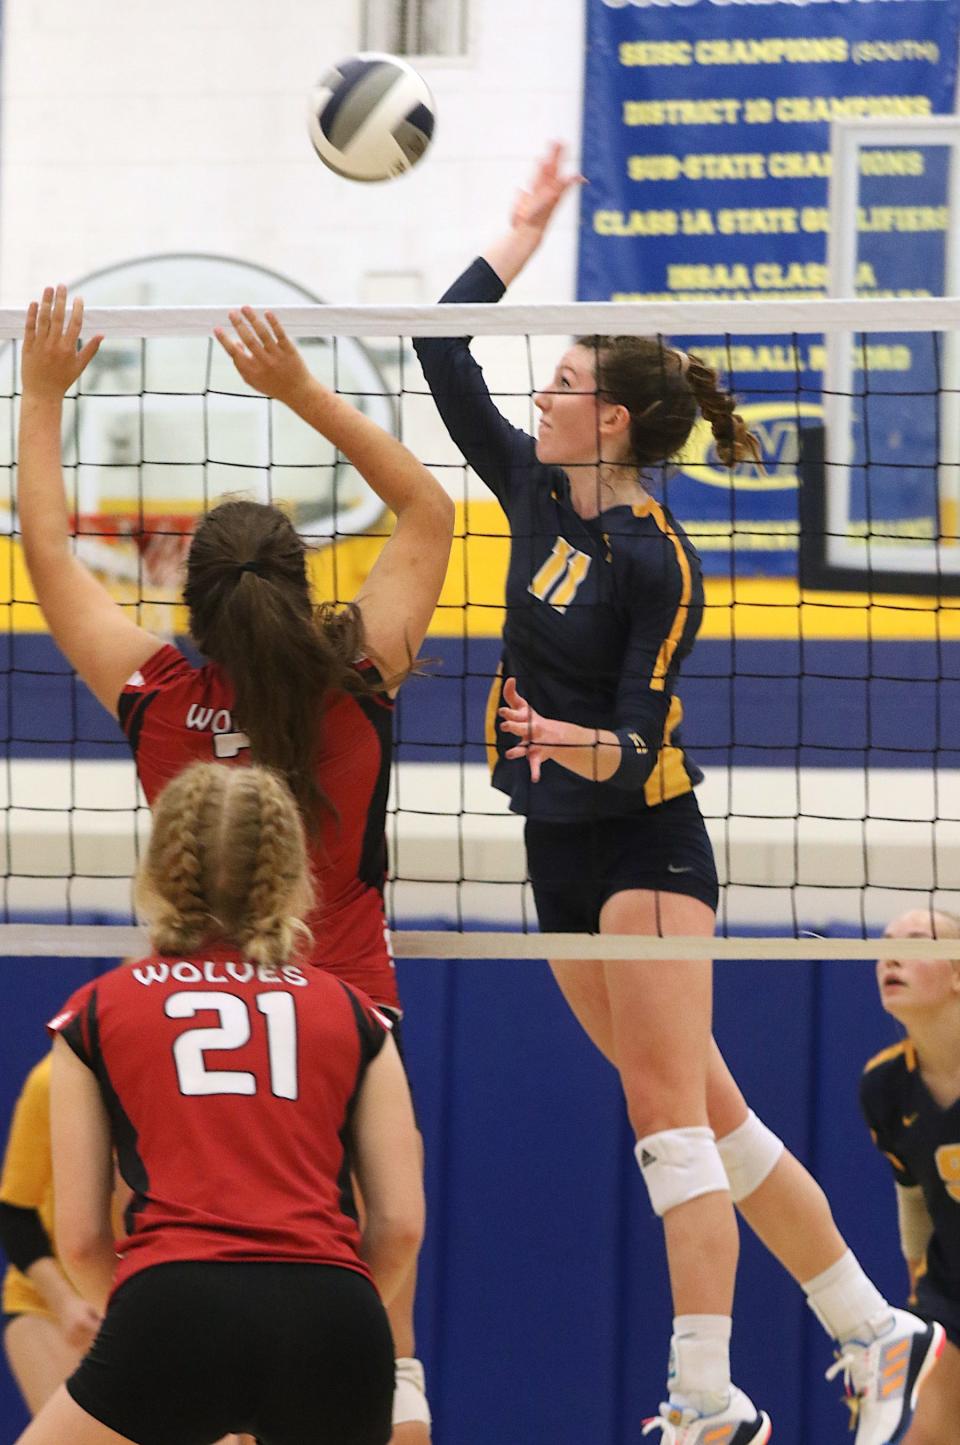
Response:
[6,500,960,641]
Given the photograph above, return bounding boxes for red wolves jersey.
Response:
[118,645,398,1008]
[48,951,390,1296]
[861,1039,960,1301]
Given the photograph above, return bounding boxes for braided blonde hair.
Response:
[135,763,313,968]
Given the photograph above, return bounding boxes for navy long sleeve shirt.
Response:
[413,257,705,822]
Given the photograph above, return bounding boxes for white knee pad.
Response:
[393,1356,432,1429]
[634,1126,729,1217]
[716,1110,785,1203]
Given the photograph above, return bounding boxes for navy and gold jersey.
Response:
[861,1039,960,1303]
[414,258,704,823]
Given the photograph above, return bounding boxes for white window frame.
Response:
[361,0,470,60]
[825,114,960,578]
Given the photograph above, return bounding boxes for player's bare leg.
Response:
[550,890,769,1436]
[13,1383,136,1444]
[598,891,738,1317]
[903,1336,960,1445]
[4,1315,87,1416]
[707,1044,850,1281]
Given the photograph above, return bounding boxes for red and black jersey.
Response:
[48,950,390,1297]
[118,645,398,1008]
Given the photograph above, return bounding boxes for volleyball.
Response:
[307,53,436,183]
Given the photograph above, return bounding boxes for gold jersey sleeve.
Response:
[0,1052,62,1319]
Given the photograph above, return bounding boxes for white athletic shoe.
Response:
[641,1386,772,1443]
[824,1308,946,1443]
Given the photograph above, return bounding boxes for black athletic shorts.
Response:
[525,790,719,932]
[66,1260,394,1445]
[916,1276,960,1351]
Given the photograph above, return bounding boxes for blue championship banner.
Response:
[578,0,960,575]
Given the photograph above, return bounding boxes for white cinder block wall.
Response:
[0,0,585,307]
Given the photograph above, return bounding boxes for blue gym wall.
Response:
[0,942,906,1444]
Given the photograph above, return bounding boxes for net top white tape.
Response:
[1,926,957,962]
[1,297,960,340]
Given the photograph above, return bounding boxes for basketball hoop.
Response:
[74,513,195,591]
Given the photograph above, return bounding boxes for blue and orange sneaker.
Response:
[641,1387,772,1443]
[825,1308,945,1443]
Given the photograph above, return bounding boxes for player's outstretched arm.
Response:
[18,286,165,715]
[217,307,454,685]
[482,141,584,288]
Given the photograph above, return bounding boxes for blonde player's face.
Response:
[877,909,960,1017]
[534,345,615,468]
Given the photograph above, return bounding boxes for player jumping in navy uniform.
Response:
[414,142,938,1444]
[16,287,453,1442]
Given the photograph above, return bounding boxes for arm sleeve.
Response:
[47,982,99,1071]
[342,985,391,1067]
[412,257,537,509]
[896,1183,934,1263]
[0,1061,53,1212]
[116,642,193,748]
[0,1202,54,1272]
[860,1066,918,1186]
[606,552,695,792]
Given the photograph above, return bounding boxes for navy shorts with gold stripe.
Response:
[525,790,719,933]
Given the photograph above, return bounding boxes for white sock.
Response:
[802,1249,892,1343]
[668,1314,732,1415]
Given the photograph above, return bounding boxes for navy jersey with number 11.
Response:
[413,258,705,824]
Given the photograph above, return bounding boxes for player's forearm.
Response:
[17,394,73,562]
[284,379,450,522]
[359,1218,422,1308]
[58,1232,115,1312]
[24,1255,78,1315]
[544,724,622,782]
[482,225,545,288]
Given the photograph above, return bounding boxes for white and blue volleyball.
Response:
[307,53,436,183]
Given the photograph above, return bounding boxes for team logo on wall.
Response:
[676,402,823,491]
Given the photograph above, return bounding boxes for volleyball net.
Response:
[0,295,958,961]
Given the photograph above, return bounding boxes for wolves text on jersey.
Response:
[131,960,308,988]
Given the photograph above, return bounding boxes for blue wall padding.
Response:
[1,939,905,1445]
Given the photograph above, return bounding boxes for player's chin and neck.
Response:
[881,991,943,1024]
[534,437,599,478]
